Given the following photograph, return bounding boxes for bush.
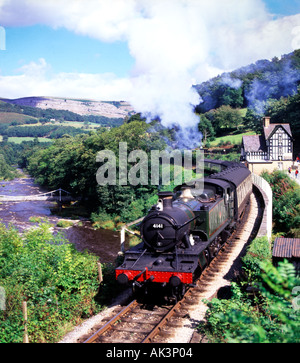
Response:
[91,210,122,230]
[199,235,300,343]
[261,170,300,236]
[201,260,300,343]
[242,236,272,280]
[0,222,102,342]
[56,220,74,228]
[29,216,47,223]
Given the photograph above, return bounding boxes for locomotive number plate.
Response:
[152,223,164,229]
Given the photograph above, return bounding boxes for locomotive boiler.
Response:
[116,160,252,301]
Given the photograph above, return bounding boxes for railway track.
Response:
[80,190,262,344]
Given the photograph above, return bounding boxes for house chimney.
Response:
[263,116,270,128]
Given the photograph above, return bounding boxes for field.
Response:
[0,116,103,143]
[17,120,101,129]
[7,137,53,144]
[0,112,38,124]
[210,130,256,147]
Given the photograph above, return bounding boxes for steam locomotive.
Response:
[116,160,252,301]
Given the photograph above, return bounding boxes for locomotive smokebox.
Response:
[141,190,196,252]
[158,191,173,209]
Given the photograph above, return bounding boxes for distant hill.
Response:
[0,96,134,119]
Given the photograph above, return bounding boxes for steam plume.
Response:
[1,0,300,148]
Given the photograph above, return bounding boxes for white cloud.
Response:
[0,58,132,100]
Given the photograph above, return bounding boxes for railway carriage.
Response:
[116,160,252,301]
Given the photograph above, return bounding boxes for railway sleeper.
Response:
[110,326,153,334]
[183,297,198,305]
[121,317,157,325]
[132,308,168,316]
[173,311,190,319]
[158,329,177,338]
[97,337,139,344]
[193,285,209,291]
[165,320,183,328]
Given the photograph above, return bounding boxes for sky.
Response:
[0,0,299,143]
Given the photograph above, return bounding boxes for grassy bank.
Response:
[0,222,107,343]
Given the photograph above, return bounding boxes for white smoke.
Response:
[1,0,300,148]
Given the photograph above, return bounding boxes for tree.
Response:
[243,108,263,133]
[266,88,300,155]
[212,105,243,135]
[221,86,243,108]
[198,115,215,146]
[0,154,16,180]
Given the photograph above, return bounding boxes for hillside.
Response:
[194,49,300,113]
[0,97,134,119]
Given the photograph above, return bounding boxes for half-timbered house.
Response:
[241,117,294,174]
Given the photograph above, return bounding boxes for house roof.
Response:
[242,135,267,153]
[273,238,300,258]
[264,124,292,140]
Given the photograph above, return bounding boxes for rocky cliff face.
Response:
[2,97,134,118]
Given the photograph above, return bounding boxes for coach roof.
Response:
[209,165,251,188]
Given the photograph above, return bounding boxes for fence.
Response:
[247,151,269,161]
[120,217,144,253]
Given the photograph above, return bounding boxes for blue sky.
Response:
[0,0,299,110]
[264,0,300,16]
[1,26,134,77]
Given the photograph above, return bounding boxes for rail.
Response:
[83,300,139,343]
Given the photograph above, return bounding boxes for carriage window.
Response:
[216,187,223,197]
[224,188,231,203]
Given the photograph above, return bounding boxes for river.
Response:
[0,174,123,263]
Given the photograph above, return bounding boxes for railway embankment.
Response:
[251,173,272,241]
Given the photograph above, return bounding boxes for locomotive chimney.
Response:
[158,191,173,209]
[263,116,270,128]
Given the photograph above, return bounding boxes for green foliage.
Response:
[0,222,102,343]
[24,121,163,224]
[198,115,215,145]
[91,210,123,230]
[200,235,300,343]
[29,216,47,223]
[56,220,74,228]
[0,154,19,180]
[213,105,243,130]
[261,170,300,236]
[242,236,272,280]
[1,124,90,139]
[243,108,263,134]
[194,76,244,113]
[201,259,300,343]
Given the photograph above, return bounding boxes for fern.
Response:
[260,259,297,299]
